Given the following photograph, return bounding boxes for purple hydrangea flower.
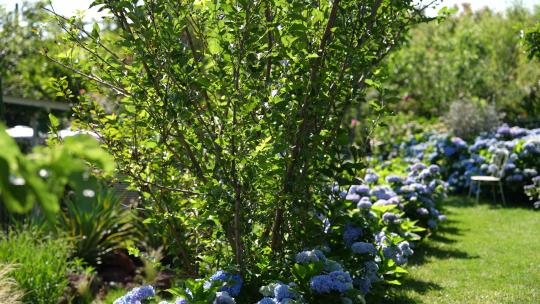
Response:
[385,175,402,183]
[382,212,400,223]
[357,197,372,209]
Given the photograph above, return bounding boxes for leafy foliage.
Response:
[385,5,540,120]
[50,0,434,279]
[0,124,114,217]
[524,22,540,61]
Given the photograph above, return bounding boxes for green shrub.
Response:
[0,229,72,304]
[443,98,500,140]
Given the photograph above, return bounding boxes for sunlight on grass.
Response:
[380,196,540,303]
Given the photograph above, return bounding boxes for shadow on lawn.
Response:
[407,242,479,266]
[367,278,443,304]
[443,194,532,210]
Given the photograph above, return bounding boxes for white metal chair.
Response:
[469,149,508,205]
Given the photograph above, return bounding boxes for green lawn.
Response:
[376,196,540,304]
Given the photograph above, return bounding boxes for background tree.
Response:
[384,4,540,122]
[0,1,90,128]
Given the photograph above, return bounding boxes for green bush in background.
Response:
[385,4,540,121]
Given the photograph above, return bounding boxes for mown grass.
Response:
[375,196,540,304]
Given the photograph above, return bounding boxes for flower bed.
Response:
[376,124,540,207]
[113,162,448,303]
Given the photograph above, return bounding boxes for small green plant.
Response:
[0,229,73,304]
[55,185,133,266]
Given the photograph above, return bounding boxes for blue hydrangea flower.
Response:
[410,162,427,172]
[214,291,236,304]
[416,207,429,216]
[274,284,293,301]
[428,164,440,174]
[113,285,155,304]
[351,242,377,255]
[310,275,333,293]
[364,171,380,184]
[356,184,371,195]
[345,193,361,202]
[295,249,326,264]
[385,175,402,183]
[398,241,414,256]
[343,224,363,246]
[328,271,353,293]
[209,271,243,297]
[257,298,276,304]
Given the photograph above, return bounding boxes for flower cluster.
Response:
[208,270,243,297]
[113,285,155,304]
[257,282,301,304]
[310,271,353,294]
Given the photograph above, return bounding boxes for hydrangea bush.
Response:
[376,124,540,207]
[114,161,449,303]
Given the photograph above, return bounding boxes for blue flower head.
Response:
[329,271,353,293]
[382,212,400,223]
[295,249,326,264]
[357,197,372,209]
[274,284,293,301]
[356,184,371,195]
[113,285,155,304]
[214,291,236,304]
[351,242,377,255]
[416,207,429,216]
[310,275,333,293]
[209,271,243,297]
[343,224,363,246]
[364,171,380,184]
[385,175,402,183]
[257,298,276,304]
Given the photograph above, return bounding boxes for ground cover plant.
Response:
[0,228,74,304]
